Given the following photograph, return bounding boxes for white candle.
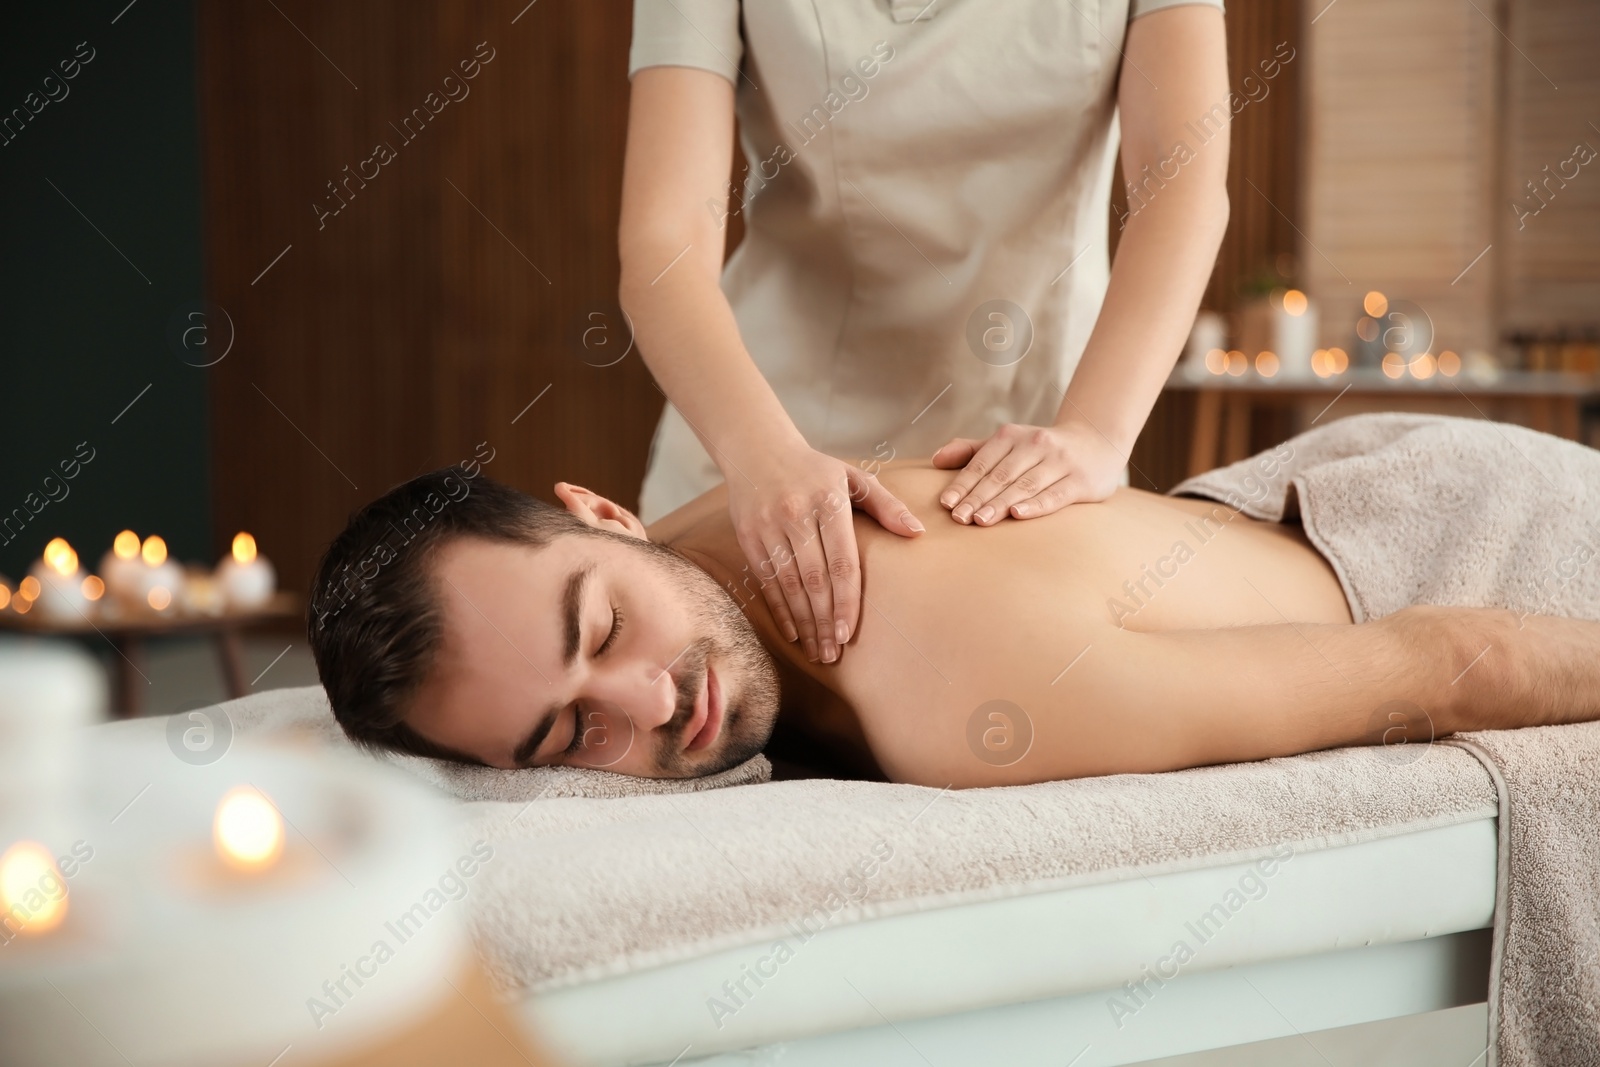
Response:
[216,533,276,611]
[98,529,146,604]
[1275,289,1318,381]
[136,535,184,614]
[29,538,90,622]
[1184,311,1227,372]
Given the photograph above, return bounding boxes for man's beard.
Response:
[576,536,780,778]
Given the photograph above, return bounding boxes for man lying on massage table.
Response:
[307,441,1600,788]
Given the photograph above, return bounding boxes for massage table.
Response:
[90,685,1504,1067]
[518,822,1494,1066]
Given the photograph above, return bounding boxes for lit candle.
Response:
[136,535,184,614]
[98,529,146,604]
[1275,289,1318,381]
[216,533,276,611]
[29,538,90,622]
[0,840,70,936]
[213,786,284,872]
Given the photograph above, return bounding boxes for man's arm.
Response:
[1062,605,1600,780]
[889,605,1600,788]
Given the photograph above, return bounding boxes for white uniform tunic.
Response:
[630,0,1222,522]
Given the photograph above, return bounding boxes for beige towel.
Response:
[1173,411,1600,1067]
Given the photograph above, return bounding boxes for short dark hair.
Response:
[307,467,596,762]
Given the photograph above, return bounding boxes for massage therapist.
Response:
[618,0,1230,664]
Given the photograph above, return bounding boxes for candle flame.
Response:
[43,538,79,578]
[81,575,105,601]
[214,787,285,871]
[18,576,40,601]
[141,535,167,567]
[1255,351,1280,377]
[147,586,172,611]
[114,530,141,560]
[0,841,69,936]
[1283,289,1308,316]
[1439,350,1461,376]
[1363,291,1388,318]
[0,586,10,611]
[231,532,258,565]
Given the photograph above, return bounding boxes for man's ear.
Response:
[553,483,648,540]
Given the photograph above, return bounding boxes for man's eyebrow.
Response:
[561,562,593,670]
[511,562,594,767]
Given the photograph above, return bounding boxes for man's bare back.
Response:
[651,463,1591,787]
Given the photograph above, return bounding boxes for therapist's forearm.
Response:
[1054,179,1229,456]
[620,256,806,476]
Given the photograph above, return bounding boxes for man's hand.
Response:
[728,446,923,664]
[931,419,1126,526]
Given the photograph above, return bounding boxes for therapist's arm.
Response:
[932,4,1231,525]
[618,66,922,666]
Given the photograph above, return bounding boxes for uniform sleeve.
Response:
[1130,0,1224,18]
[628,0,744,85]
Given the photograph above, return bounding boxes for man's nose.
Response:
[590,658,679,733]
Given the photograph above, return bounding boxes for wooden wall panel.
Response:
[199,1,649,600]
[1300,0,1501,353]
[1500,0,1600,333]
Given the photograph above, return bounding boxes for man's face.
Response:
[406,530,781,778]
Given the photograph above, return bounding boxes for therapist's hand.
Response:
[728,448,924,663]
[932,420,1125,525]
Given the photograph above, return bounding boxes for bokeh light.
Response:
[0,841,69,936]
[214,787,285,871]
[113,530,141,560]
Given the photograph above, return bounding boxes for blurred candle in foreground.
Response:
[213,787,284,872]
[216,533,276,611]
[29,539,89,622]
[99,529,146,603]
[0,840,69,936]
[137,535,184,610]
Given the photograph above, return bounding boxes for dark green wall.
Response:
[0,2,208,584]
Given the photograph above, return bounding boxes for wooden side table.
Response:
[1168,366,1600,477]
[0,591,302,718]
